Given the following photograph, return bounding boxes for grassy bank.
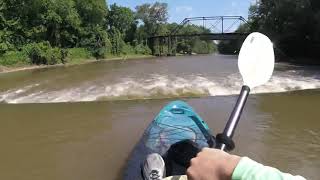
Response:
[0,48,154,73]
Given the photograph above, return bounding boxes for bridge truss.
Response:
[148,16,250,56]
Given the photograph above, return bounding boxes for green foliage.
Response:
[121,43,135,55]
[125,21,138,43]
[217,23,248,54]
[107,4,135,35]
[75,0,109,59]
[0,0,219,67]
[162,24,216,55]
[177,41,192,54]
[68,48,91,59]
[81,26,109,59]
[136,2,168,36]
[0,40,11,55]
[136,2,168,24]
[192,40,215,54]
[248,0,320,60]
[0,51,27,66]
[217,40,240,54]
[75,0,108,26]
[134,44,151,55]
[40,0,82,47]
[23,42,50,65]
[107,3,138,44]
[22,42,66,65]
[109,27,124,55]
[135,26,149,44]
[0,0,83,48]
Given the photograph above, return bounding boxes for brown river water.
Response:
[0,55,320,179]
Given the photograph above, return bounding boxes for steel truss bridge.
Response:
[148,16,250,56]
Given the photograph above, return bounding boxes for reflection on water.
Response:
[0,91,319,180]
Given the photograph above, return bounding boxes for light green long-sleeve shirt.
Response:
[232,157,306,180]
[164,157,306,180]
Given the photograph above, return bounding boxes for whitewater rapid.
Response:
[1,69,320,104]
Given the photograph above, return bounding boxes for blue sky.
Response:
[107,0,255,23]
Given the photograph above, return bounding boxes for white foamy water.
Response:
[1,72,320,104]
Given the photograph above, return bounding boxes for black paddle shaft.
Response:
[217,85,250,151]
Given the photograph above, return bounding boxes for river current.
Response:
[0,55,319,179]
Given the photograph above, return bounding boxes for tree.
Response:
[107,3,135,35]
[0,1,12,54]
[135,26,148,44]
[1,0,218,65]
[217,24,248,54]
[0,0,83,48]
[81,25,109,59]
[124,21,138,44]
[109,27,123,55]
[40,0,82,47]
[75,0,107,26]
[135,2,168,36]
[173,24,216,55]
[248,0,320,60]
[75,0,109,58]
[106,3,138,44]
[0,0,28,49]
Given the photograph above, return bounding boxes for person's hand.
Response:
[187,148,241,180]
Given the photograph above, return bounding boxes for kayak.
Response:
[123,100,216,180]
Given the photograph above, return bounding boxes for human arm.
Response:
[232,157,306,180]
[187,148,306,180]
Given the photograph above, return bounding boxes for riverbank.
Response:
[276,56,320,66]
[0,54,154,74]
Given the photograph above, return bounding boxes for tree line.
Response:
[0,1,215,66]
[219,0,320,64]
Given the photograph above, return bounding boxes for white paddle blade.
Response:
[238,32,275,88]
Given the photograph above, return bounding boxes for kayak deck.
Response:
[124,101,215,180]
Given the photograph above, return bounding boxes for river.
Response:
[0,55,319,179]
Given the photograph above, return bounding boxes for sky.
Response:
[107,0,255,23]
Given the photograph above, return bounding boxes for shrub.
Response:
[68,48,91,59]
[109,27,125,56]
[47,47,63,65]
[0,43,9,55]
[134,44,151,55]
[23,42,48,65]
[192,40,216,54]
[22,42,67,65]
[0,51,27,66]
[0,31,14,55]
[122,43,135,55]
